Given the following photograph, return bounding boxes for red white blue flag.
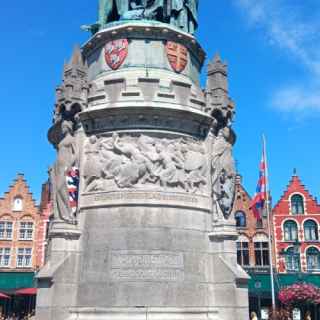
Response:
[250,150,267,220]
[66,166,80,216]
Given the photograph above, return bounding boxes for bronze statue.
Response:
[169,0,198,33]
[83,0,199,34]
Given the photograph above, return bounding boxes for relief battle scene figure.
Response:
[51,121,79,223]
[83,136,104,192]
[82,133,208,195]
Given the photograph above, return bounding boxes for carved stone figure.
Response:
[83,136,104,192]
[153,141,186,189]
[52,121,79,223]
[211,127,236,220]
[82,133,208,195]
[183,143,207,192]
[112,133,155,187]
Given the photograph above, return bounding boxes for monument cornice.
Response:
[82,22,206,67]
[79,105,213,138]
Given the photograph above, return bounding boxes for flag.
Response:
[66,166,80,216]
[250,150,267,220]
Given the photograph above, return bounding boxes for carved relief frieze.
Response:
[82,133,209,196]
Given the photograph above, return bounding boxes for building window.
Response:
[235,211,246,228]
[19,222,34,240]
[256,219,263,229]
[0,248,11,267]
[237,241,250,266]
[16,248,32,268]
[285,247,300,272]
[13,197,23,211]
[306,247,320,272]
[0,221,13,240]
[304,220,318,241]
[291,194,304,215]
[254,242,270,266]
[284,220,298,241]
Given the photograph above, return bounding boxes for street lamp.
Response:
[255,281,262,320]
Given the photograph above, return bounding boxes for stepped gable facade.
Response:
[0,174,49,271]
[273,173,320,273]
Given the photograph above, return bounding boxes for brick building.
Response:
[233,175,273,269]
[232,174,274,318]
[273,172,320,274]
[234,171,320,318]
[0,174,51,294]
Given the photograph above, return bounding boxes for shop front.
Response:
[0,272,36,318]
[248,271,320,320]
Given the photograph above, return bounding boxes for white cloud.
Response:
[233,0,320,114]
[271,86,320,112]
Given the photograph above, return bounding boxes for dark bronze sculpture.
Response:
[83,0,198,34]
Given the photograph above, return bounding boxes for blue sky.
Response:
[0,0,319,204]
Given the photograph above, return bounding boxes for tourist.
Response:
[250,312,258,320]
[305,311,312,320]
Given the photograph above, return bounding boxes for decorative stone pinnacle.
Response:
[52,45,89,125]
[208,53,228,76]
[63,45,87,77]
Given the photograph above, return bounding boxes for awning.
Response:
[0,272,35,290]
[15,288,37,295]
[0,292,10,299]
[248,274,276,298]
[277,274,320,288]
[247,272,320,298]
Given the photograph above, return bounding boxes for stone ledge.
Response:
[68,307,219,320]
[80,191,211,212]
[49,221,82,240]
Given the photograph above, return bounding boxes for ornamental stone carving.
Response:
[211,126,236,220]
[82,133,208,195]
[51,121,79,224]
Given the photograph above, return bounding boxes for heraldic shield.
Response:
[166,41,188,73]
[105,39,129,70]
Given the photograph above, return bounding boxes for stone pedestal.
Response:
[36,21,249,320]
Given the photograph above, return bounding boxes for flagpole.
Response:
[263,134,276,311]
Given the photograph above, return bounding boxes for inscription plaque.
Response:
[80,191,211,211]
[112,253,184,269]
[110,252,184,282]
[111,269,184,281]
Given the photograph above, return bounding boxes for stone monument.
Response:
[36,1,249,319]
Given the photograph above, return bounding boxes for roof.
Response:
[273,174,320,214]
